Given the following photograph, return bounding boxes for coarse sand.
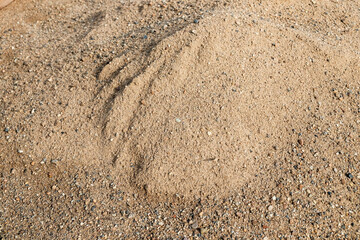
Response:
[1,0,359,239]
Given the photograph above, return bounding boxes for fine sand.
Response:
[1,0,359,239]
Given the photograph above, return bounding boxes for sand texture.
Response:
[1,0,359,239]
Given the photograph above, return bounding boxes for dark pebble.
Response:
[194,19,199,24]
[345,172,354,179]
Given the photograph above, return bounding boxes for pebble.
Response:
[200,227,208,235]
[345,172,353,179]
[17,149,23,154]
[191,221,198,229]
[175,118,181,123]
[268,205,273,211]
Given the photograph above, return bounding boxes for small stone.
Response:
[207,131,212,136]
[175,118,181,123]
[268,205,273,211]
[191,221,198,229]
[251,220,258,226]
[17,149,23,154]
[272,196,277,201]
[200,228,208,235]
[158,221,164,226]
[345,172,354,179]
[298,139,304,146]
[194,19,199,24]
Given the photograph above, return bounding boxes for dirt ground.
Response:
[0,0,359,239]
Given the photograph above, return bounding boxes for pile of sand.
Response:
[1,1,360,238]
[1,4,358,198]
[90,12,358,197]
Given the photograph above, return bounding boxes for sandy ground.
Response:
[1,0,359,239]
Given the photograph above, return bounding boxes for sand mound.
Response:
[4,6,357,198]
[91,12,357,197]
[2,1,360,238]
